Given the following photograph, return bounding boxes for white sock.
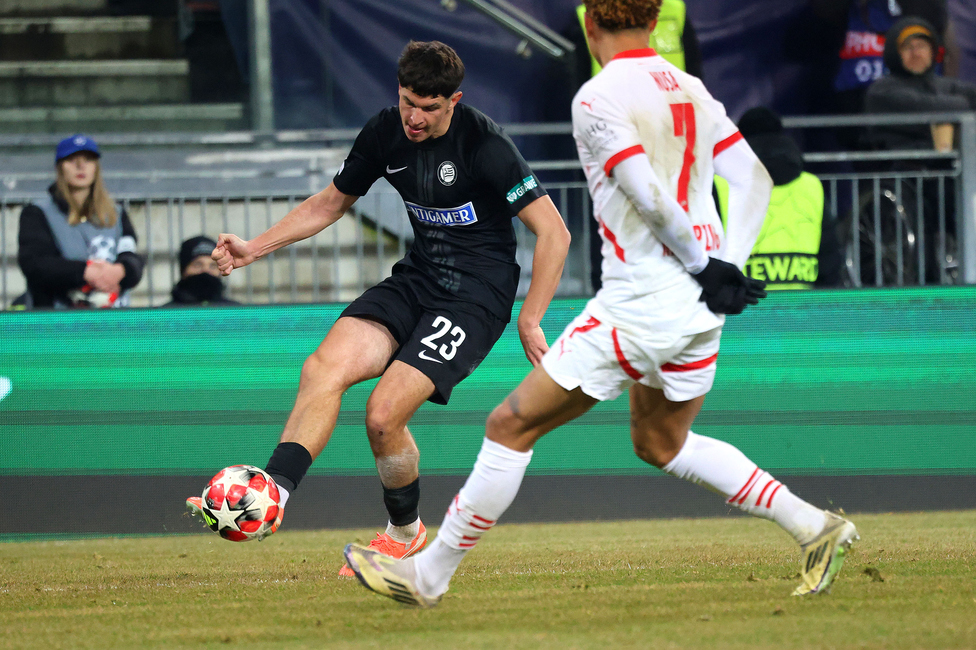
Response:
[663,431,826,545]
[276,485,291,509]
[385,518,420,544]
[413,438,532,597]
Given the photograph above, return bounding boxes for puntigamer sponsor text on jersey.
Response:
[404,201,478,226]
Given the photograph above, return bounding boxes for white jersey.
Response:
[573,48,743,336]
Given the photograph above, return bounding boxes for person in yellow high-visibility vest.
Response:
[715,107,842,290]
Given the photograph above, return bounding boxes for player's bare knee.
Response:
[486,402,513,438]
[364,399,405,443]
[364,407,388,441]
[486,398,532,443]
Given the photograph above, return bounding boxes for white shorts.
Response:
[540,310,722,403]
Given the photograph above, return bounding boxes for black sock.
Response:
[383,478,420,526]
[264,442,313,493]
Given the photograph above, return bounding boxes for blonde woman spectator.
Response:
[16,135,144,309]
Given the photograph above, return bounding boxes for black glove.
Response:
[691,257,768,315]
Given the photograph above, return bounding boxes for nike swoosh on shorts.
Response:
[418,350,443,364]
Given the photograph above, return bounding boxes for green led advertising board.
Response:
[1,288,974,477]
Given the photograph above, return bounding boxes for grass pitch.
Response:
[1,511,974,649]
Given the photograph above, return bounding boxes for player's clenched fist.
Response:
[212,233,255,276]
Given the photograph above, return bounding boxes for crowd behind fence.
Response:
[1,113,973,308]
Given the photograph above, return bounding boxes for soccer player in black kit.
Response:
[186,41,571,575]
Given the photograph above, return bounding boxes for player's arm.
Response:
[713,138,773,269]
[213,183,358,275]
[612,154,708,274]
[613,152,765,314]
[515,195,572,366]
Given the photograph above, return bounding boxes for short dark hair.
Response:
[397,41,465,99]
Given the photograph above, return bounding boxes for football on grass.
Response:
[202,465,280,542]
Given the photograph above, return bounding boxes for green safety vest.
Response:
[715,172,824,290]
[576,0,687,75]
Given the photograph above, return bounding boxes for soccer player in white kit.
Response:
[345,0,858,607]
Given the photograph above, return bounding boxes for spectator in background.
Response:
[16,135,144,309]
[162,236,240,307]
[862,16,976,284]
[715,108,842,290]
[865,16,976,151]
[812,0,949,116]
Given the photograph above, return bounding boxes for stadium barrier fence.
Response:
[1,113,973,307]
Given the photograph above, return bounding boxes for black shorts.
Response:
[340,269,509,405]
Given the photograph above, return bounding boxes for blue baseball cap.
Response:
[56,134,100,162]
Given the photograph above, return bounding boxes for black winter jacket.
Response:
[864,17,976,150]
[161,274,240,307]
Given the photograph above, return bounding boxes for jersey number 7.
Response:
[670,102,696,213]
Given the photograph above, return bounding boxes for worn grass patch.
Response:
[1,511,974,649]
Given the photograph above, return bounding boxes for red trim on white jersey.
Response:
[569,316,601,338]
[660,352,718,373]
[558,315,602,359]
[611,328,644,380]
[599,218,627,262]
[604,144,645,177]
[610,47,658,62]
[713,131,743,157]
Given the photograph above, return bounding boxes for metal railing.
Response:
[446,0,576,61]
[783,112,976,286]
[1,112,973,308]
[0,182,593,308]
[1,191,401,308]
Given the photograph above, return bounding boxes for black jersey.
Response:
[332,103,547,321]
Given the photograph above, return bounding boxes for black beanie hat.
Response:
[179,236,217,274]
[737,107,783,138]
